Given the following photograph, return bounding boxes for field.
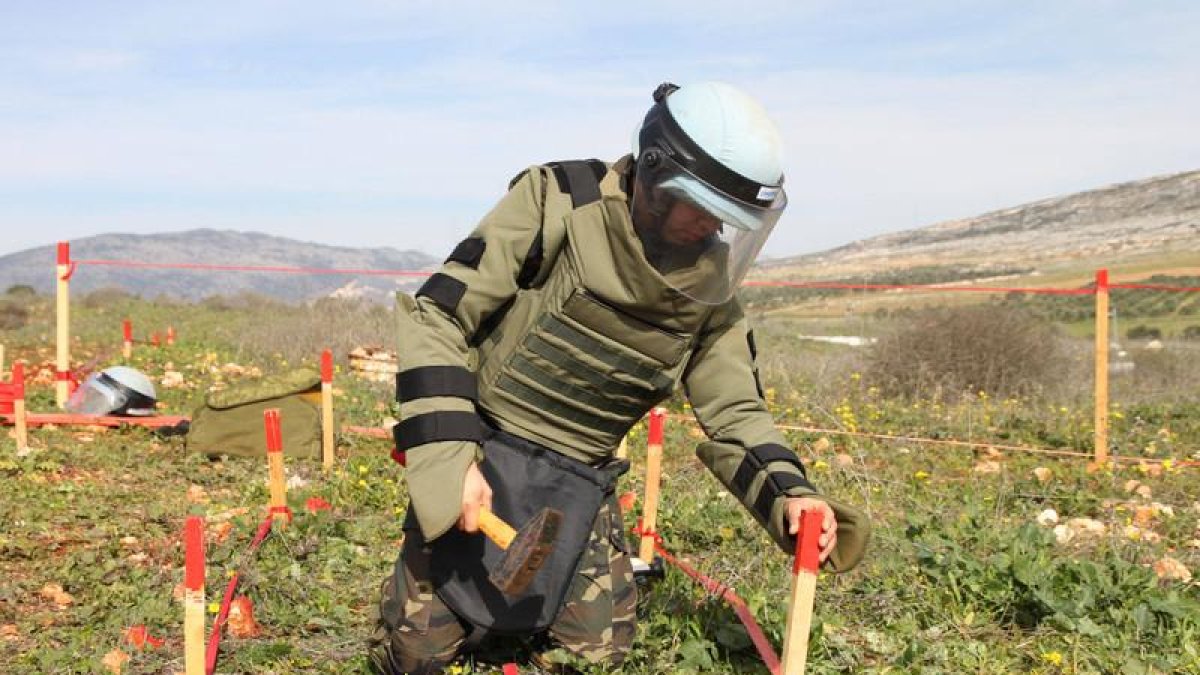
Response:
[2,289,1199,674]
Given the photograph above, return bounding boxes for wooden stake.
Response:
[183,516,206,675]
[1094,269,1110,465]
[151,332,161,348]
[122,319,133,359]
[264,409,289,527]
[12,362,27,451]
[320,349,334,472]
[639,408,666,562]
[55,242,71,408]
[166,325,176,346]
[780,509,824,675]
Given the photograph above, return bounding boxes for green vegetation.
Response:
[1,292,1197,673]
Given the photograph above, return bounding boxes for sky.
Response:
[1,1,1197,261]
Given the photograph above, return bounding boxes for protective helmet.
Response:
[66,366,158,416]
[631,81,787,304]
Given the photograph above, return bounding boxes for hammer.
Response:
[477,506,563,596]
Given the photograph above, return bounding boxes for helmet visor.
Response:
[630,151,785,305]
[66,373,128,416]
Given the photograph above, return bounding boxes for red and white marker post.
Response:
[12,362,27,450]
[264,409,291,527]
[183,516,206,675]
[55,242,71,408]
[638,408,666,562]
[166,325,176,346]
[151,332,161,348]
[780,509,824,675]
[122,319,133,359]
[320,349,334,472]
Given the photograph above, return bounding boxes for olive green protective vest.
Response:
[473,178,715,464]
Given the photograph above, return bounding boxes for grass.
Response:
[2,293,1198,674]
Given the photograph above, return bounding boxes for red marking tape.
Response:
[503,664,519,675]
[151,333,161,347]
[206,516,274,675]
[320,349,333,383]
[0,412,189,428]
[123,319,132,342]
[648,407,665,445]
[1096,268,1109,291]
[268,505,293,522]
[184,516,205,591]
[57,241,70,265]
[794,509,823,575]
[263,409,282,453]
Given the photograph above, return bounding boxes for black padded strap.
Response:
[731,443,809,500]
[748,443,803,470]
[515,228,544,289]
[396,366,477,403]
[747,330,758,361]
[445,237,486,269]
[416,273,467,315]
[393,411,484,451]
[548,159,604,208]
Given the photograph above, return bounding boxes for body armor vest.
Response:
[474,161,721,464]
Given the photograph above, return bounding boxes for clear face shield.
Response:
[630,150,786,305]
[66,373,129,416]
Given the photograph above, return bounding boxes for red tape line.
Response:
[206,516,274,675]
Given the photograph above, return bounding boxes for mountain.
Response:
[758,169,1200,282]
[0,229,437,303]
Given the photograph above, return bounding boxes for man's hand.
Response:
[784,497,837,564]
[456,462,493,533]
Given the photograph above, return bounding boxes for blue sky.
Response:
[1,1,1197,260]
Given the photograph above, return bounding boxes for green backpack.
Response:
[186,368,325,458]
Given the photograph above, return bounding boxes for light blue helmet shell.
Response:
[632,81,785,231]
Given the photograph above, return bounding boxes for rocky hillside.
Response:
[0,230,436,303]
[760,170,1200,281]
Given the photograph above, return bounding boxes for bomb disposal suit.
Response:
[370,82,869,674]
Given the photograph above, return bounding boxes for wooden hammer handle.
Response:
[477,508,516,550]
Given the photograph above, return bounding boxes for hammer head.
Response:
[489,507,563,596]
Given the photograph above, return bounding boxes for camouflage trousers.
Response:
[368,499,636,674]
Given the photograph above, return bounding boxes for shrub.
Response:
[5,284,36,297]
[81,286,135,309]
[1126,325,1162,341]
[864,303,1066,400]
[1183,325,1200,341]
[0,297,30,330]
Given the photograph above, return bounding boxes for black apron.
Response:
[404,428,627,633]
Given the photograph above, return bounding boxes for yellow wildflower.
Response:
[913,470,930,481]
[1041,651,1063,666]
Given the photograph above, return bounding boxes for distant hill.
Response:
[758,169,1200,283]
[0,229,437,303]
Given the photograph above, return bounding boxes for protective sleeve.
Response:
[397,167,549,541]
[683,302,869,572]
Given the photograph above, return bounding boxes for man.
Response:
[369,81,868,674]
